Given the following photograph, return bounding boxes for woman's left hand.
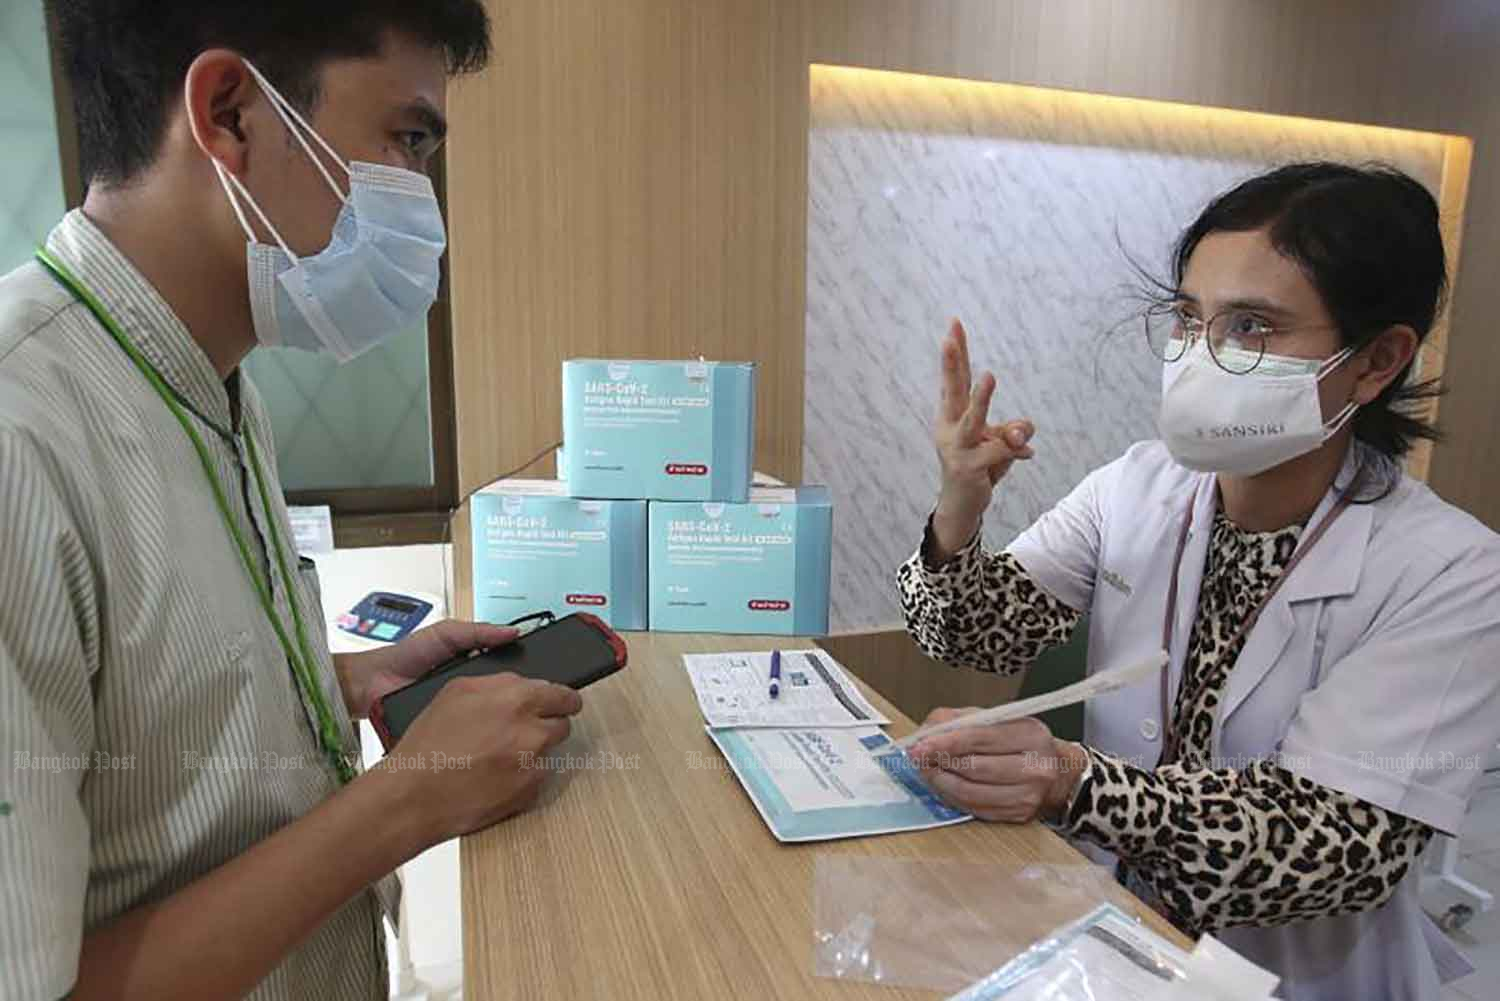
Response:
[907,710,1090,824]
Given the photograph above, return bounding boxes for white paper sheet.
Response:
[682,649,889,729]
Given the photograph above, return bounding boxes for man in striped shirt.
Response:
[1,4,582,999]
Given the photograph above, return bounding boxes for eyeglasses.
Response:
[1143,303,1337,375]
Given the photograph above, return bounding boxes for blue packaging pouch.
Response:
[706,727,970,842]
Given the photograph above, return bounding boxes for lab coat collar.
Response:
[1189,441,1374,604]
[1218,441,1375,726]
[45,210,238,437]
[1279,441,1374,605]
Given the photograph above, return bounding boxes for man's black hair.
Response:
[49,0,491,187]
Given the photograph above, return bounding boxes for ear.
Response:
[1350,324,1419,406]
[182,50,258,175]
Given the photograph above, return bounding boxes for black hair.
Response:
[49,0,491,187]
[1166,162,1447,478]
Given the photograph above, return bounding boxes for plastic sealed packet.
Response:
[945,903,1191,1000]
[945,903,1282,1001]
[812,856,1132,993]
[1144,934,1281,1001]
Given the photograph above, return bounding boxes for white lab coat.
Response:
[1008,439,1500,1001]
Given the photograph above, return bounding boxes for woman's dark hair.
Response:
[1169,162,1447,474]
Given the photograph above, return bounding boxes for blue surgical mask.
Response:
[213,60,446,362]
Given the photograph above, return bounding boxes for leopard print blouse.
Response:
[897,511,1434,936]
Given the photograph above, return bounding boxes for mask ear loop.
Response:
[1316,343,1358,378]
[1317,343,1362,436]
[1323,399,1359,436]
[214,159,300,263]
[240,60,350,205]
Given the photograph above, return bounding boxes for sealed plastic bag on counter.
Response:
[944,903,1280,1001]
[1144,933,1280,1001]
[811,855,1139,993]
[944,903,1190,1000]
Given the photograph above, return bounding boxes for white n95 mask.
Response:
[1159,340,1359,476]
[213,60,446,362]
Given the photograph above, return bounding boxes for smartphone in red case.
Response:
[370,612,628,751]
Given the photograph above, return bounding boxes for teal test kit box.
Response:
[561,359,756,501]
[648,486,832,635]
[471,480,647,630]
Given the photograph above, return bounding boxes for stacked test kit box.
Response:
[471,359,832,635]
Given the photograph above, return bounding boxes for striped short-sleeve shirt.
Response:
[0,210,391,1000]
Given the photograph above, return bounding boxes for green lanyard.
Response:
[36,248,355,784]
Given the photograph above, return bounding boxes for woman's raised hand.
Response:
[930,319,1035,560]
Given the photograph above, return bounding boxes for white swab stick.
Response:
[892,650,1168,751]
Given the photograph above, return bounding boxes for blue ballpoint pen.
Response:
[769,650,782,699]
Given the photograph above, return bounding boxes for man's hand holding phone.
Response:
[380,661,583,842]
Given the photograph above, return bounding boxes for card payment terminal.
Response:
[336,591,437,644]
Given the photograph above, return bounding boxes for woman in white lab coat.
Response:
[898,162,1500,1001]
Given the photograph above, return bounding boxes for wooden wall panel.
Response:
[447,0,808,501]
[1393,4,1500,525]
[451,506,472,625]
